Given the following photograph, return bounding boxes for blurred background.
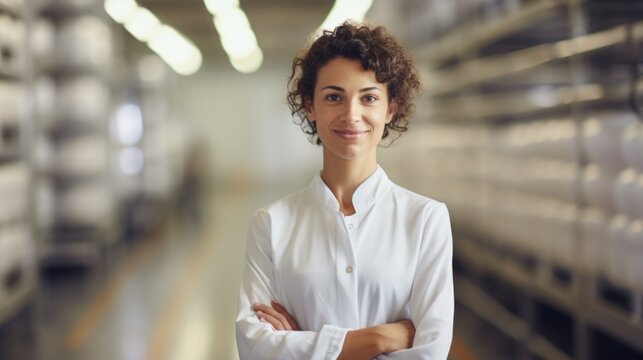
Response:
[0,0,642,359]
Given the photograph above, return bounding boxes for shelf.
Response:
[0,0,22,18]
[0,148,20,162]
[39,239,101,268]
[50,172,109,184]
[35,63,114,83]
[586,298,643,355]
[0,273,34,327]
[426,21,643,96]
[34,1,104,19]
[425,78,643,121]
[457,238,577,313]
[0,67,21,80]
[45,120,104,138]
[414,0,577,65]
[456,273,574,360]
[455,237,643,355]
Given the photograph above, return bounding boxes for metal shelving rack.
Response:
[31,0,119,267]
[0,0,36,327]
[112,56,180,236]
[372,0,643,359]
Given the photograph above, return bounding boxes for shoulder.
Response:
[249,187,311,227]
[389,182,449,218]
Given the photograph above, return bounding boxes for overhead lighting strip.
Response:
[104,0,202,76]
[316,0,373,37]
[203,0,263,73]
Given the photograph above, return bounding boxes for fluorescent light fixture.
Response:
[206,3,263,73]
[230,47,263,74]
[318,0,373,34]
[148,25,203,76]
[213,9,258,58]
[105,1,203,75]
[104,0,138,24]
[213,7,251,35]
[124,7,161,42]
[204,0,239,16]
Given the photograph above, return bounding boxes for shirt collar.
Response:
[309,165,393,213]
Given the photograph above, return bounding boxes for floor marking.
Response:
[63,224,168,351]
[145,208,216,360]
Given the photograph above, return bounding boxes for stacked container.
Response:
[31,0,117,266]
[0,0,35,326]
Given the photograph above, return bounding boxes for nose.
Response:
[340,98,361,123]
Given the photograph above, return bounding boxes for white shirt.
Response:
[235,166,454,359]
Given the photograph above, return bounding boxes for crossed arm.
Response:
[237,205,453,359]
[253,301,416,360]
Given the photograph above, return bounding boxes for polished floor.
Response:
[0,182,486,360]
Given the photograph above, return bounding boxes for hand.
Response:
[252,301,301,331]
[338,319,415,360]
[376,319,415,353]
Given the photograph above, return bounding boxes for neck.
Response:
[320,149,377,216]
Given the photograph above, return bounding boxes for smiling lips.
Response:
[333,129,369,140]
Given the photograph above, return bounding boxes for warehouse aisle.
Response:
[0,179,485,360]
[0,180,257,360]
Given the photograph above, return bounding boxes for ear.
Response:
[386,101,397,124]
[305,98,315,122]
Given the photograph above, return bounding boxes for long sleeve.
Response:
[235,211,349,360]
[380,203,454,360]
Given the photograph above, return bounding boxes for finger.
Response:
[257,315,275,331]
[271,302,300,331]
[261,306,292,330]
[253,303,294,331]
[257,310,287,331]
[253,304,284,329]
[252,303,271,313]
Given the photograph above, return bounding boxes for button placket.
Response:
[334,213,359,325]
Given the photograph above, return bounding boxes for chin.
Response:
[327,146,371,162]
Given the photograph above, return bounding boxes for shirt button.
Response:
[345,266,353,274]
[347,224,354,230]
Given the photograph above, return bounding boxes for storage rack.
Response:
[0,0,36,326]
[113,56,181,236]
[372,0,643,359]
[31,0,119,267]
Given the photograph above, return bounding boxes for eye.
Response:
[325,94,341,102]
[362,95,378,103]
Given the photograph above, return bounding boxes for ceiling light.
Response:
[124,7,161,42]
[204,0,263,73]
[104,0,138,24]
[148,25,203,76]
[203,0,239,16]
[230,47,263,74]
[105,2,203,75]
[318,0,373,34]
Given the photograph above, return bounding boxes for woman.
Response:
[235,22,453,359]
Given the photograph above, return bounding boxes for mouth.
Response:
[333,129,369,140]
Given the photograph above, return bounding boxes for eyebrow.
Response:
[320,85,383,93]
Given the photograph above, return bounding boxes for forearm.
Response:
[338,327,383,360]
[338,321,414,360]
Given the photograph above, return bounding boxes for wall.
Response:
[173,59,321,193]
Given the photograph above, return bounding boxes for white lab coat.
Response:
[236,166,454,359]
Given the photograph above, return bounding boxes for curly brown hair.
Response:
[287,21,421,145]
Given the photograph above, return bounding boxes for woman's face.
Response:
[306,57,396,162]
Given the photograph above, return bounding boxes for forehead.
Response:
[315,57,382,90]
